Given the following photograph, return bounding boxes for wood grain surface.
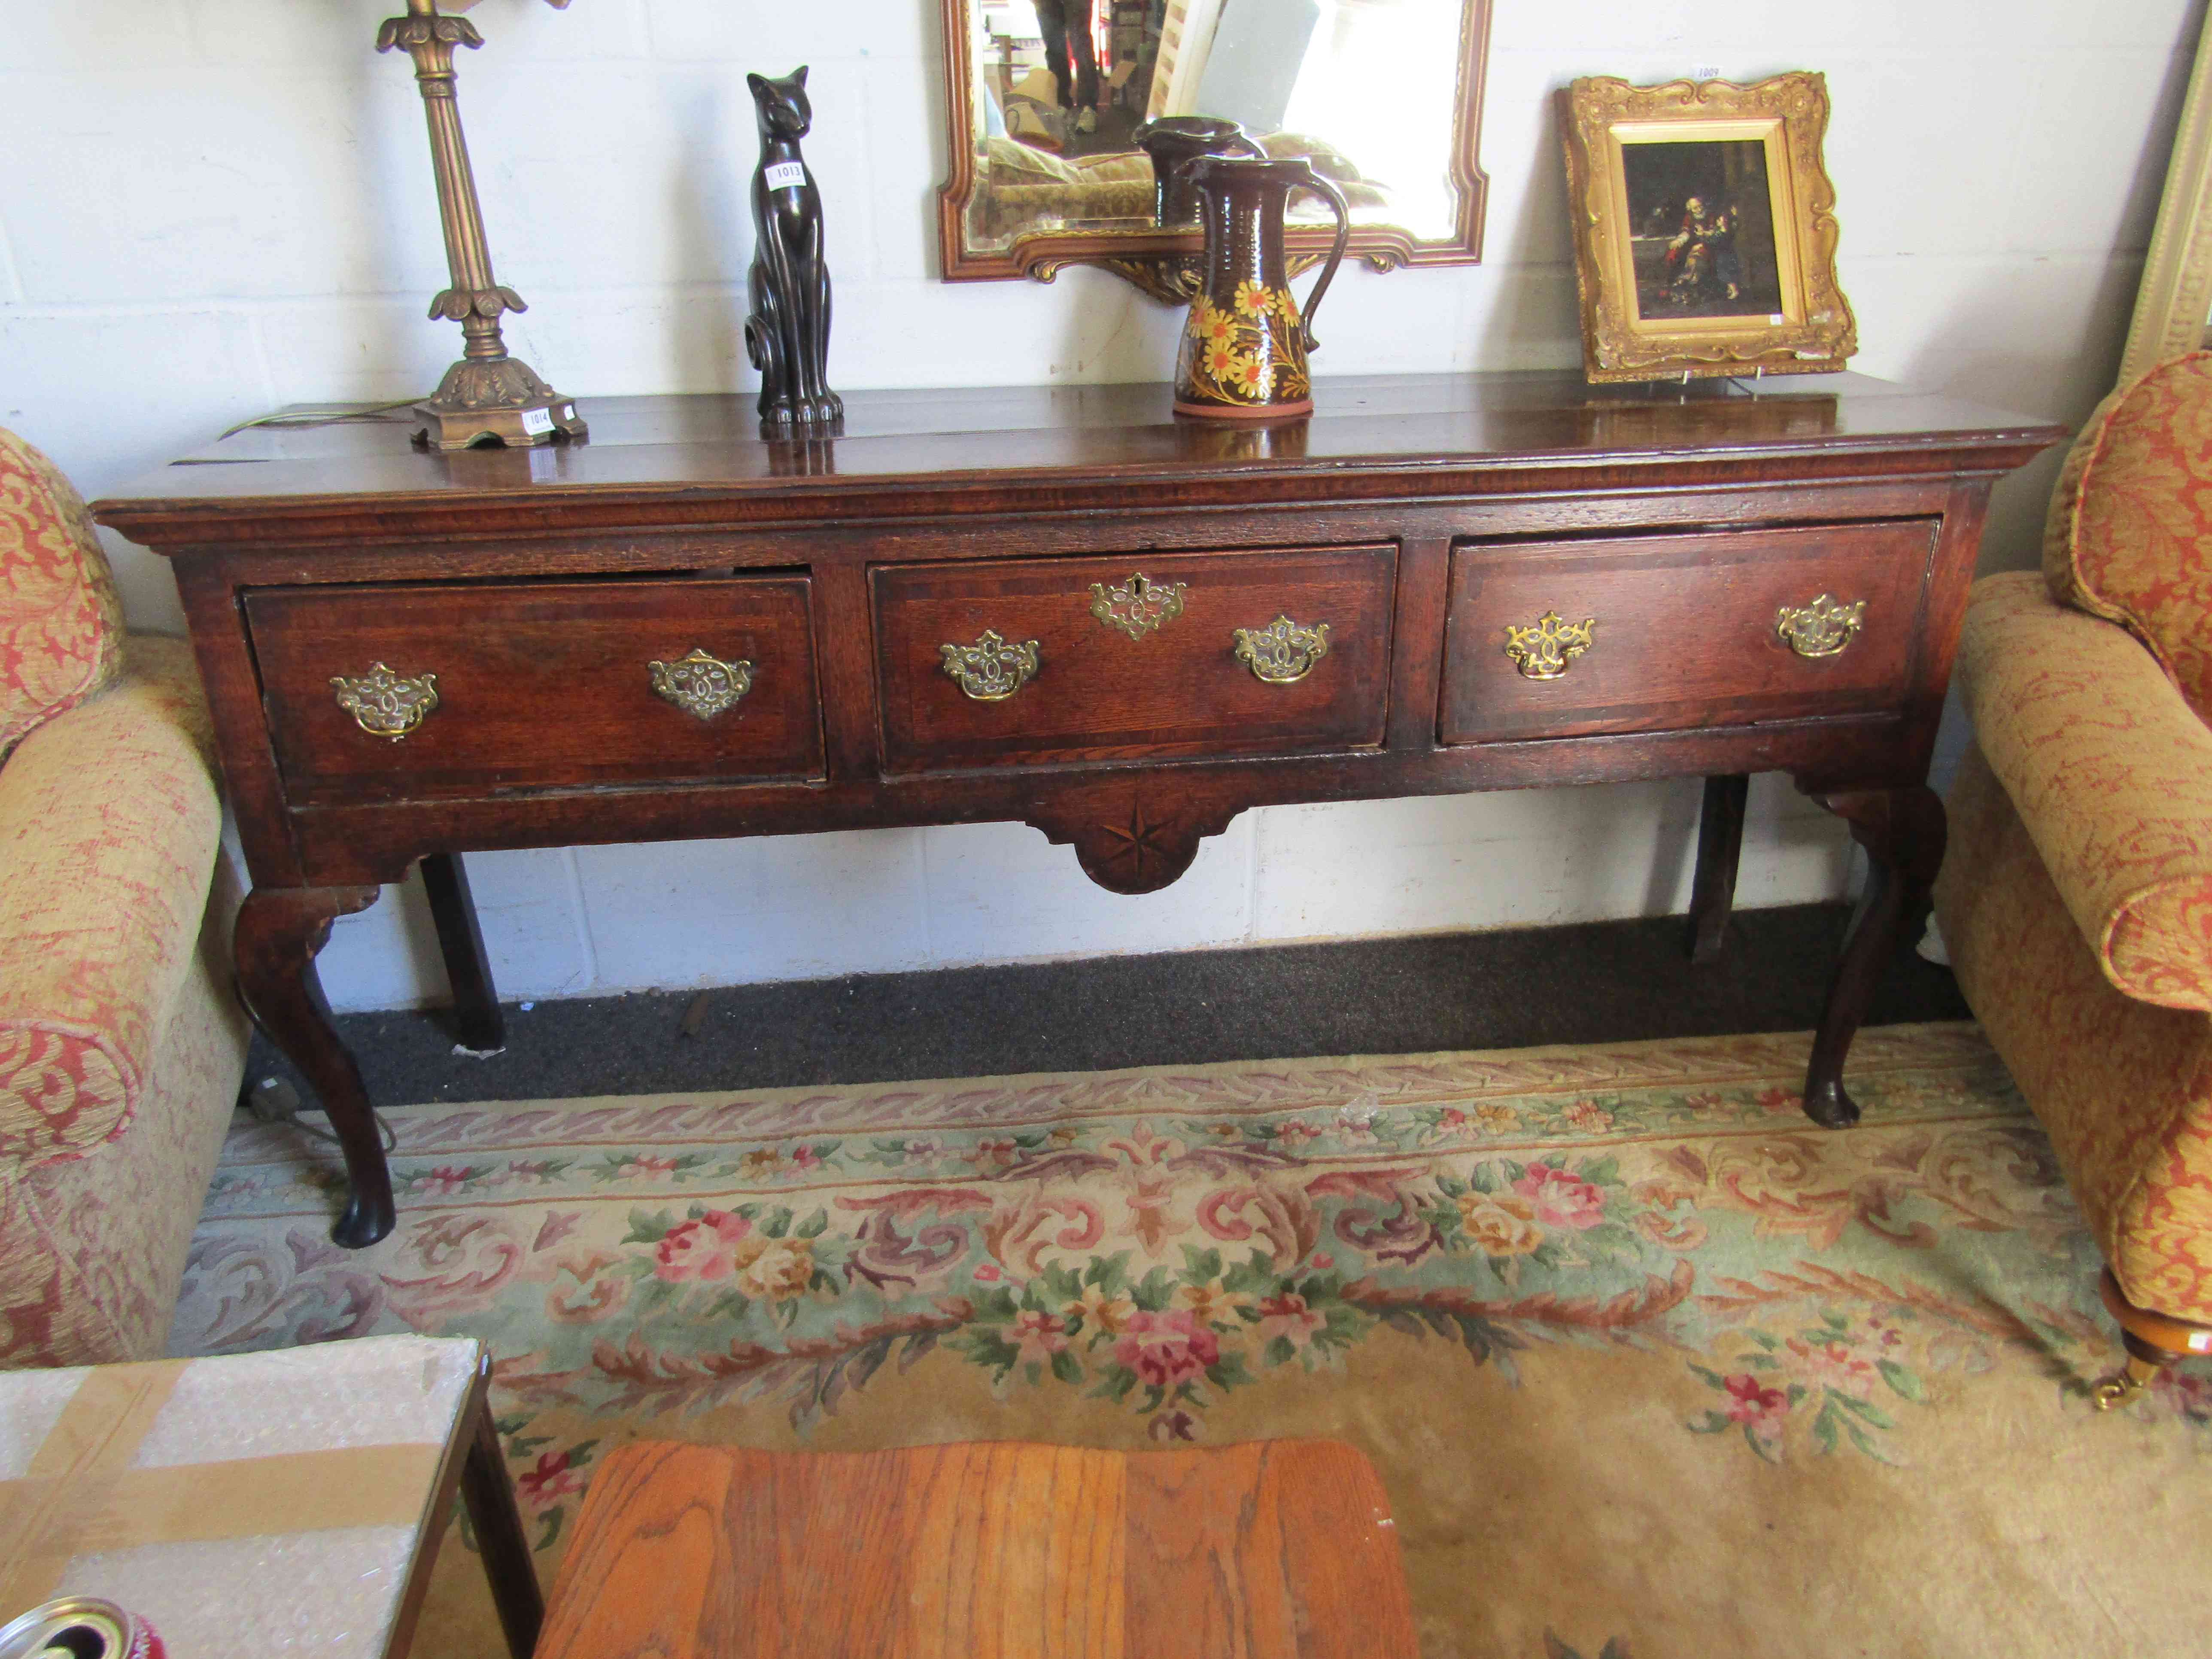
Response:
[535,1438,1417,1659]
[1440,519,1936,744]
[92,376,2062,548]
[246,575,823,802]
[873,545,1395,772]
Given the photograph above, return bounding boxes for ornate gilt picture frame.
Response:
[1557,73,1855,383]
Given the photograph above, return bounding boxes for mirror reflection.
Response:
[961,0,1467,252]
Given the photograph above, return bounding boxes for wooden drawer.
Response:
[247,576,823,803]
[872,545,1395,773]
[1439,520,1936,745]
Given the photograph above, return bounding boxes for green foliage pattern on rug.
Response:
[173,1024,2212,1659]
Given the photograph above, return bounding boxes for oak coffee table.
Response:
[536,1438,1418,1658]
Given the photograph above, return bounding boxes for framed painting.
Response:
[1557,73,1856,383]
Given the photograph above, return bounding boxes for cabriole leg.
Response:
[1800,785,1945,1128]
[234,884,394,1247]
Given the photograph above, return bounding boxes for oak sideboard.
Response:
[93,371,2066,1247]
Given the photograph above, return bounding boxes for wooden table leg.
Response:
[1799,785,1946,1128]
[461,1373,544,1659]
[1685,773,1749,963]
[234,884,396,1248]
[384,1349,542,1659]
[420,852,507,1053]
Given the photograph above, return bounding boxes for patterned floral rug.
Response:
[170,1023,2211,1658]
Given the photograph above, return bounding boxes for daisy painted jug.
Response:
[1173,155,1351,421]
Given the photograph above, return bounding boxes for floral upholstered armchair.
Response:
[0,427,250,1367]
[1934,352,2212,1408]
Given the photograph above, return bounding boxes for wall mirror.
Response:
[936,0,1491,301]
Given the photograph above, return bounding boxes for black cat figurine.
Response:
[744,67,842,430]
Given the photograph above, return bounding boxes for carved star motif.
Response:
[1098,802,1174,877]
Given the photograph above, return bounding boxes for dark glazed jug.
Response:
[1173,155,1351,421]
[1131,115,1261,225]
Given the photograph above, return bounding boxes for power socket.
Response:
[249,1076,302,1124]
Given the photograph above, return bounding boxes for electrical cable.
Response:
[247,1076,400,1154]
[290,1104,401,1156]
[217,399,428,442]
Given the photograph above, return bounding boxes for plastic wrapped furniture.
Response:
[0,427,250,1367]
[1935,352,2212,1406]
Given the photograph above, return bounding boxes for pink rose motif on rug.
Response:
[1688,1310,1928,1462]
[653,1209,752,1281]
[1113,1308,1221,1391]
[1512,1164,1611,1229]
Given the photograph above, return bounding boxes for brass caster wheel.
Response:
[2090,1353,2160,1412]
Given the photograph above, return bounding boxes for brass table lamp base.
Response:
[380,0,586,452]
[416,356,587,453]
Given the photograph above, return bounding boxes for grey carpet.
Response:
[248,902,1967,1107]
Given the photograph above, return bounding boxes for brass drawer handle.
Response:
[1503,610,1595,680]
[1233,614,1331,684]
[1090,572,1188,640]
[1777,594,1866,658]
[941,629,1041,701]
[330,662,439,739]
[650,647,755,720]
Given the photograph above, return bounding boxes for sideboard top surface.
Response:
[93,371,2067,547]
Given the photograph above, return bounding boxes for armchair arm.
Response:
[1956,572,2212,1011]
[0,635,224,1176]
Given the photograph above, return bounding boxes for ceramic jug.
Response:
[1130,115,1262,226]
[1173,156,1351,421]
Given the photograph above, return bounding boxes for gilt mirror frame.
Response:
[935,0,1493,301]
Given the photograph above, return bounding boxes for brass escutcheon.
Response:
[649,647,754,720]
[329,662,439,739]
[1503,611,1595,680]
[1089,572,1189,641]
[1232,615,1331,684]
[1776,594,1867,659]
[941,629,1041,701]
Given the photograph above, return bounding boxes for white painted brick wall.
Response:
[1,0,2191,1009]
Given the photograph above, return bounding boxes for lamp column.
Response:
[377,0,586,450]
